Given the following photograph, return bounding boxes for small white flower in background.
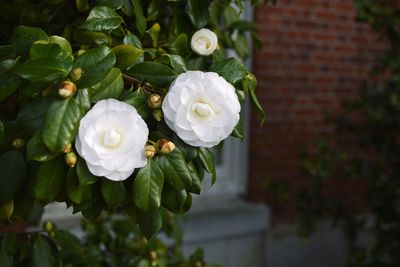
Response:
[191,28,218,56]
[162,71,240,147]
[75,99,149,181]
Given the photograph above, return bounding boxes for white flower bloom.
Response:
[75,99,149,181]
[162,71,240,147]
[191,28,218,56]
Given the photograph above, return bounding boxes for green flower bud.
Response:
[65,152,77,168]
[43,221,54,233]
[69,68,83,82]
[0,200,14,220]
[144,145,157,159]
[153,109,163,122]
[12,138,25,149]
[147,94,162,109]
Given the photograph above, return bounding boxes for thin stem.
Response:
[122,74,166,94]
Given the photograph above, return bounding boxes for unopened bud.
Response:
[153,109,163,122]
[149,251,157,261]
[12,138,25,149]
[144,145,157,159]
[147,94,162,109]
[58,81,77,98]
[0,200,14,220]
[43,221,54,233]
[195,261,203,267]
[69,68,83,82]
[62,143,72,154]
[158,139,175,154]
[65,152,77,168]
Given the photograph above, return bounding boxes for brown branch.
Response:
[122,74,166,94]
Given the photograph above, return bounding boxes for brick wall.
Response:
[249,0,383,222]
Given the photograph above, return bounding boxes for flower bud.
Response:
[43,221,54,233]
[144,145,157,159]
[147,94,162,109]
[195,261,203,267]
[69,68,83,82]
[65,152,77,168]
[152,109,163,122]
[158,139,175,154]
[149,251,157,261]
[0,200,14,220]
[58,81,77,98]
[12,138,25,149]
[62,143,72,154]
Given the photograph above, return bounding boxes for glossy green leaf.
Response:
[132,0,147,36]
[198,147,216,185]
[162,186,192,213]
[134,159,164,211]
[14,57,73,83]
[79,6,123,31]
[172,33,189,56]
[17,97,53,134]
[74,46,116,88]
[77,159,97,186]
[42,98,84,153]
[112,44,143,70]
[73,30,112,46]
[29,43,66,60]
[66,168,90,204]
[33,235,53,267]
[0,150,26,203]
[209,57,248,84]
[54,229,83,263]
[96,0,124,9]
[187,162,202,194]
[137,208,162,240]
[123,88,151,119]
[10,26,48,55]
[123,31,142,48]
[101,180,127,208]
[0,249,12,267]
[186,0,209,28]
[154,148,192,191]
[127,62,177,87]
[75,88,91,111]
[0,45,14,61]
[231,117,244,139]
[34,157,68,202]
[27,132,57,162]
[90,68,124,102]
[0,200,14,220]
[48,36,73,55]
[146,23,160,47]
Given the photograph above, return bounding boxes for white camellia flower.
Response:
[191,28,218,56]
[75,99,149,181]
[162,71,240,147]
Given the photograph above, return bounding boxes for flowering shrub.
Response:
[0,2,269,263]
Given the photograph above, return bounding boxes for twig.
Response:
[122,74,166,94]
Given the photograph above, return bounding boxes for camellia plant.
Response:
[0,0,269,265]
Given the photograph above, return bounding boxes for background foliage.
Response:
[298,1,400,266]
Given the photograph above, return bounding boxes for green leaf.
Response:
[123,88,151,119]
[231,117,244,139]
[132,0,147,36]
[73,30,112,46]
[77,159,97,186]
[17,97,53,134]
[66,168,90,204]
[74,46,116,88]
[0,46,14,61]
[79,6,123,31]
[48,36,73,55]
[172,33,189,56]
[243,73,265,125]
[96,0,124,9]
[75,88,91,111]
[101,180,127,208]
[133,159,164,211]
[33,235,53,267]
[54,229,83,263]
[186,0,209,28]
[154,148,192,191]
[162,186,192,213]
[0,200,14,220]
[10,26,48,55]
[0,72,20,101]
[112,44,143,70]
[209,57,248,84]
[0,150,26,203]
[14,57,73,83]
[137,208,162,240]
[27,132,57,162]
[146,23,160,47]
[127,62,177,87]
[42,98,84,153]
[198,147,216,185]
[34,157,68,202]
[123,31,142,48]
[157,54,187,74]
[90,68,124,102]
[29,43,67,61]
[187,162,202,194]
